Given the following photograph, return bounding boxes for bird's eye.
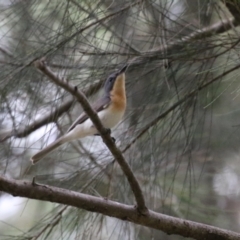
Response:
[109,77,114,82]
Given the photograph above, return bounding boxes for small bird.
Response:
[31,65,127,164]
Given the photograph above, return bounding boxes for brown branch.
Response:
[122,62,240,153]
[34,59,147,214]
[0,176,239,240]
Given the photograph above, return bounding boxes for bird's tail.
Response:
[30,138,63,164]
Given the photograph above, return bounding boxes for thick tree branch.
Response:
[0,176,239,240]
[34,59,147,214]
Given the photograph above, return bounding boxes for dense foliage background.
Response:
[1,0,240,239]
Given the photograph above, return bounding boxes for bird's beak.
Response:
[118,64,128,74]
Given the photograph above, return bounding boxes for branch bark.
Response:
[34,59,147,214]
[0,176,239,240]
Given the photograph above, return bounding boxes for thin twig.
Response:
[34,59,147,214]
[31,206,67,240]
[69,0,140,54]
[0,176,239,240]
[0,46,14,58]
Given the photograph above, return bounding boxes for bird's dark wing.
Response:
[67,96,111,132]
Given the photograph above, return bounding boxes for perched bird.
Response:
[31,65,127,164]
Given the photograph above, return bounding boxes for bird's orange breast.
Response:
[110,73,126,112]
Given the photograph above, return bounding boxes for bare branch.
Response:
[0,176,239,240]
[34,59,147,214]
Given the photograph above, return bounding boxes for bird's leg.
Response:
[104,128,111,135]
[94,128,111,135]
[94,128,115,142]
[104,128,116,142]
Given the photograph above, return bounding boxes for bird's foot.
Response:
[104,128,111,135]
[104,129,115,142]
[95,129,115,142]
[94,128,111,136]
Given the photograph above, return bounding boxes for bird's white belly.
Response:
[98,108,124,129]
[64,109,124,142]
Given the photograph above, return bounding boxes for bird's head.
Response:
[104,65,128,96]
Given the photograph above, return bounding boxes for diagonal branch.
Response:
[0,176,239,240]
[34,59,147,214]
